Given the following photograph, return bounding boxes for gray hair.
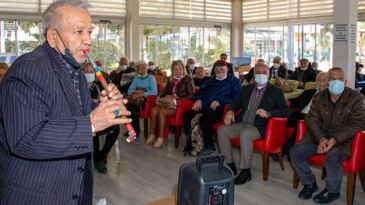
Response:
[254,62,269,74]
[135,60,147,72]
[327,67,345,80]
[273,56,281,61]
[42,0,91,36]
[187,58,195,63]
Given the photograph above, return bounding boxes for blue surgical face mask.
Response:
[85,73,95,83]
[121,65,127,70]
[328,80,344,95]
[55,30,86,69]
[255,74,268,85]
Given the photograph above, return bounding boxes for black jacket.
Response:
[289,89,317,114]
[291,67,317,84]
[227,83,291,138]
[269,65,287,79]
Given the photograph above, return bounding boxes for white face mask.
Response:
[85,73,95,83]
[189,64,195,70]
[121,65,127,70]
[300,67,307,71]
[216,74,227,81]
[149,65,155,70]
[273,63,280,69]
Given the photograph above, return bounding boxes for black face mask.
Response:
[55,30,86,69]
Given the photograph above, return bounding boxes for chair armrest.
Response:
[173,99,194,125]
[348,131,365,173]
[140,95,157,118]
[263,117,287,152]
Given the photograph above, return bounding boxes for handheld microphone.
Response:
[83,49,137,142]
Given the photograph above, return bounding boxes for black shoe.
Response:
[199,146,216,156]
[313,188,340,204]
[234,170,252,185]
[94,161,107,174]
[299,181,318,200]
[271,154,279,161]
[227,163,237,176]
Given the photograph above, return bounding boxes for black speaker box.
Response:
[177,155,234,205]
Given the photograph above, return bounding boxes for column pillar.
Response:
[126,0,140,61]
[231,0,243,57]
[333,0,357,88]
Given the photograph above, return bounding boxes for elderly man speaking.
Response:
[217,63,290,185]
[0,0,131,204]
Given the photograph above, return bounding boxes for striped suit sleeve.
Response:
[2,60,93,160]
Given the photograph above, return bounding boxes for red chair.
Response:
[213,104,230,132]
[154,75,164,84]
[139,95,157,138]
[163,99,194,148]
[231,117,288,181]
[293,120,365,205]
[157,83,166,94]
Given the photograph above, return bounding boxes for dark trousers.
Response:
[182,109,223,148]
[290,143,348,193]
[93,125,120,163]
[282,113,306,156]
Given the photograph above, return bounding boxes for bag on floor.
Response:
[183,114,204,156]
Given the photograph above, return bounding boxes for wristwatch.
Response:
[91,123,96,137]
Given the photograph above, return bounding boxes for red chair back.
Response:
[262,117,288,152]
[154,75,164,84]
[139,95,157,118]
[157,83,166,93]
[295,120,307,144]
[349,131,365,173]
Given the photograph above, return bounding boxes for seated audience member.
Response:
[291,58,317,89]
[290,67,365,204]
[126,61,157,137]
[110,57,135,95]
[0,62,9,82]
[312,61,318,70]
[243,59,265,83]
[81,63,120,173]
[129,61,135,70]
[144,60,194,149]
[152,66,167,83]
[271,72,328,161]
[211,53,234,77]
[147,61,155,74]
[95,60,110,83]
[182,60,241,155]
[217,63,290,184]
[269,56,287,79]
[193,66,209,87]
[356,62,362,82]
[186,58,197,77]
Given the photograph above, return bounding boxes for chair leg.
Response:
[346,172,356,205]
[360,168,365,192]
[321,167,326,180]
[278,151,285,170]
[174,126,181,148]
[262,151,270,181]
[293,170,299,189]
[144,118,148,138]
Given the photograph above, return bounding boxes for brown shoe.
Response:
[151,137,164,150]
[143,134,155,146]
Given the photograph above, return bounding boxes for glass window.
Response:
[316,24,333,72]
[189,27,204,67]
[18,21,42,55]
[90,23,125,72]
[204,27,217,68]
[269,26,284,67]
[157,26,173,70]
[173,26,189,62]
[256,27,269,63]
[218,28,231,63]
[140,25,157,66]
[243,28,256,65]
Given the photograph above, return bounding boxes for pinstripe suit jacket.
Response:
[0,42,95,204]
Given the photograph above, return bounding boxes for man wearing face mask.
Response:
[185,58,197,77]
[110,56,135,94]
[182,60,241,155]
[269,56,287,79]
[217,63,290,185]
[290,67,365,204]
[292,58,317,89]
[147,61,155,74]
[0,0,131,204]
